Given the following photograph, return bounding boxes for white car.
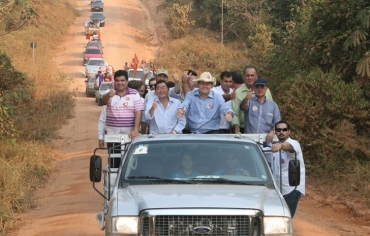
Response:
[128,68,154,87]
[84,58,106,78]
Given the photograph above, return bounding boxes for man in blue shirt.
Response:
[176,72,234,134]
[240,78,280,141]
[145,80,186,134]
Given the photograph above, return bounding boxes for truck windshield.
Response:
[120,140,272,185]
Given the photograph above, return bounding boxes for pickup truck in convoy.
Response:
[90,134,300,236]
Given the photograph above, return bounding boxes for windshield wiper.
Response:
[127,176,191,184]
[188,176,260,185]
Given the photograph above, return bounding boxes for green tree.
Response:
[307,0,370,83]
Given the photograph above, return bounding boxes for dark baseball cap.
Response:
[254,78,267,86]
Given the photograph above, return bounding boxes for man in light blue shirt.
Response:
[177,72,234,134]
[141,68,182,134]
[145,80,186,134]
[240,78,280,139]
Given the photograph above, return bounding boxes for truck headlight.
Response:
[264,217,292,235]
[111,217,138,234]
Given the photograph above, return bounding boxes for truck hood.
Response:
[111,184,288,217]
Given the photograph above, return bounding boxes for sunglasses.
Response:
[276,128,288,132]
[150,84,156,87]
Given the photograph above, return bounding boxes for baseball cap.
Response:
[254,78,267,86]
[156,69,168,77]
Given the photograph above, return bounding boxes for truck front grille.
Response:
[140,210,261,236]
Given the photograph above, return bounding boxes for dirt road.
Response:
[12,0,370,235]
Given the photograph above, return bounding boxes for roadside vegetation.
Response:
[0,0,77,234]
[156,0,370,218]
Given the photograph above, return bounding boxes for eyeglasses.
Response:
[276,128,288,132]
[150,84,156,87]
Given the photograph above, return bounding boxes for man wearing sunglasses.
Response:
[148,78,156,91]
[270,120,306,218]
[240,77,280,143]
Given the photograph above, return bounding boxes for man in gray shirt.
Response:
[240,78,280,142]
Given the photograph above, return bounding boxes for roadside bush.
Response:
[0,97,15,140]
[275,68,370,204]
[273,69,370,207]
[0,53,75,141]
[0,141,55,234]
[0,53,29,93]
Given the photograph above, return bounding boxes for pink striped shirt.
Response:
[106,88,144,128]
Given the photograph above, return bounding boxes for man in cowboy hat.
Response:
[176,72,234,134]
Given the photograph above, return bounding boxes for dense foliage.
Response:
[162,0,370,209]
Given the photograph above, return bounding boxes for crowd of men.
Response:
[96,66,305,219]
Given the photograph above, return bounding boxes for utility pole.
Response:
[221,0,224,47]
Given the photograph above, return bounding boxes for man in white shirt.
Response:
[140,68,182,134]
[98,105,107,148]
[270,120,306,218]
[85,19,91,34]
[145,80,186,134]
[211,71,235,133]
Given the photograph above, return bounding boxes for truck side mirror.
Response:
[288,160,300,186]
[90,155,102,182]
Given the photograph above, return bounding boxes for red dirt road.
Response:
[11,0,370,235]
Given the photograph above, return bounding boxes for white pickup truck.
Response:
[90,134,300,236]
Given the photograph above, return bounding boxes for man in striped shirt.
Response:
[102,70,143,140]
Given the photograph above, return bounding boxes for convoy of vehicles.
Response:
[90,134,300,236]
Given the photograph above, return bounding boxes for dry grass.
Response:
[156,28,252,80]
[0,141,56,234]
[0,0,77,234]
